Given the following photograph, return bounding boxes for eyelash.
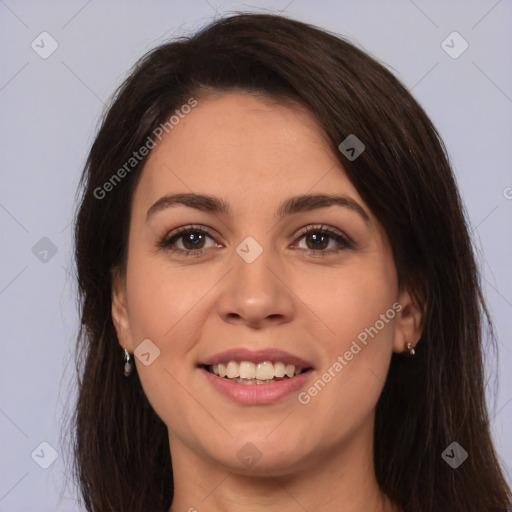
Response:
[157,224,353,258]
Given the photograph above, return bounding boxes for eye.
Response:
[157,223,353,258]
[292,224,353,255]
[157,225,219,257]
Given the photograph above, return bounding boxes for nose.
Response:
[216,241,296,329]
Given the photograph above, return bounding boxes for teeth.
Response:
[239,361,256,379]
[226,361,239,378]
[274,361,286,378]
[255,361,274,380]
[209,360,305,380]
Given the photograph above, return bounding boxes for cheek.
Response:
[123,252,209,433]
[305,257,397,350]
[124,248,209,343]
[298,257,397,412]
[123,251,209,422]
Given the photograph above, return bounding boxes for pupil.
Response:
[308,233,327,250]
[185,232,203,249]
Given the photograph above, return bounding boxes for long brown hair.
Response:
[67,12,512,512]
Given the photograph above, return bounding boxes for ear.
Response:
[111,266,134,353]
[392,289,424,354]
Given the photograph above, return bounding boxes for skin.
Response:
[112,91,423,512]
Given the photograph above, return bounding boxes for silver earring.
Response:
[123,348,133,377]
[406,342,416,356]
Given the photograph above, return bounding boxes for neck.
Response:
[167,417,400,512]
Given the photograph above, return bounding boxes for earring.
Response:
[123,348,133,377]
[405,342,416,356]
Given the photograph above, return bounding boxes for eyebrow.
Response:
[146,192,370,223]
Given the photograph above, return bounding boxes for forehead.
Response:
[133,91,364,215]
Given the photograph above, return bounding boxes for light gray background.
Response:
[0,1,511,510]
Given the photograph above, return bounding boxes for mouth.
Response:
[199,361,314,385]
[198,348,315,403]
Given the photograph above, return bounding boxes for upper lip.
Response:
[199,348,315,369]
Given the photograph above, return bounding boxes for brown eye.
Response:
[180,231,207,250]
[157,226,218,257]
[304,232,330,251]
[294,225,353,254]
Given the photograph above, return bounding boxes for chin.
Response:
[211,435,315,476]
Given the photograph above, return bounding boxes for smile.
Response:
[205,360,310,384]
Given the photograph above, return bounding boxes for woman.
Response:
[70,12,512,512]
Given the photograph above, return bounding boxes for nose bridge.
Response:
[236,235,277,295]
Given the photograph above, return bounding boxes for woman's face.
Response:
[112,91,421,476]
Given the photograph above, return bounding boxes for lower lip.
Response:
[199,367,314,405]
